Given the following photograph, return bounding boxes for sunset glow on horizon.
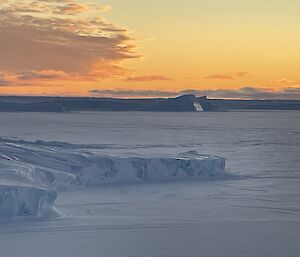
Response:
[1,0,300,99]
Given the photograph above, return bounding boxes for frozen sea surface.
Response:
[0,111,300,257]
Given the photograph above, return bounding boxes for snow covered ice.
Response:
[0,138,225,217]
[0,111,299,257]
[0,185,58,219]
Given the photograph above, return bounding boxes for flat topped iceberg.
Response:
[0,139,226,186]
[77,151,225,185]
[0,138,226,218]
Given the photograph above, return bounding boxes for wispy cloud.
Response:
[125,75,171,82]
[89,87,300,100]
[17,70,68,81]
[277,78,297,85]
[53,3,89,15]
[236,72,250,77]
[205,72,250,80]
[89,89,175,98]
[205,74,236,80]
[0,79,12,86]
[0,73,13,86]
[98,4,113,13]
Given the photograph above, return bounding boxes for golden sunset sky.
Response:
[0,0,300,98]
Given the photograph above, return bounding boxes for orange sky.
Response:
[0,0,300,99]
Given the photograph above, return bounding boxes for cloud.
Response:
[0,78,11,86]
[0,10,137,72]
[89,87,300,100]
[205,74,235,80]
[282,87,300,93]
[205,72,250,80]
[236,72,250,77]
[39,0,72,2]
[0,61,126,87]
[0,1,139,87]
[181,87,300,100]
[53,3,89,15]
[17,70,68,81]
[89,89,176,98]
[278,79,297,85]
[125,75,171,82]
[98,4,113,13]
[0,73,13,86]
[3,1,51,13]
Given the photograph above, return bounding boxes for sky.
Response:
[0,0,300,99]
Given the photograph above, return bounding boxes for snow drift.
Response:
[0,138,225,218]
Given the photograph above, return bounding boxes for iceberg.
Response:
[76,152,225,185]
[0,138,226,218]
[0,185,58,219]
